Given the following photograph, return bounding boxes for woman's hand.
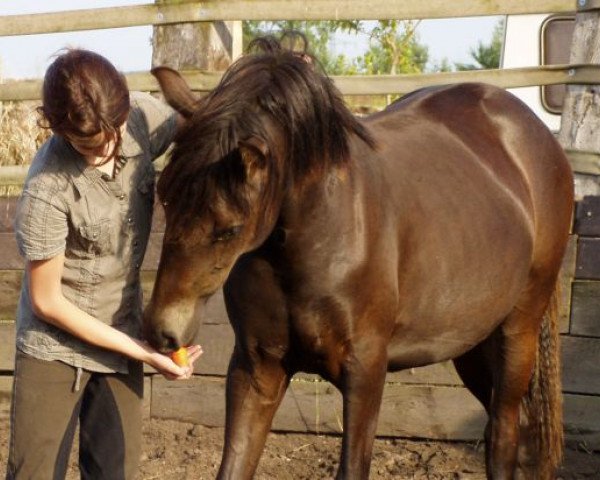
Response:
[143,344,203,380]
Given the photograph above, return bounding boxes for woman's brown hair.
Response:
[38,49,130,159]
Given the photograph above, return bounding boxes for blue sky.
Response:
[0,1,501,79]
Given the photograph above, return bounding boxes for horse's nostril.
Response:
[162,330,181,352]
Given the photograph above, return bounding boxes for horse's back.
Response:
[411,83,573,266]
[368,82,572,239]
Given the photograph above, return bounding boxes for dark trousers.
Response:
[6,351,143,480]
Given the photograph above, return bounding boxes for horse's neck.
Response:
[278,167,353,230]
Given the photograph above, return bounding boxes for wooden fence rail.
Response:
[0,0,576,37]
[3,63,600,102]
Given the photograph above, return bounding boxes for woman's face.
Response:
[67,123,127,166]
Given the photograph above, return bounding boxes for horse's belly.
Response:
[386,326,498,371]
[387,231,533,370]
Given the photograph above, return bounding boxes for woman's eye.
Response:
[212,226,241,243]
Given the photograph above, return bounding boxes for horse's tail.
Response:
[522,280,564,478]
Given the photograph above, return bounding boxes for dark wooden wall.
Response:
[0,193,599,449]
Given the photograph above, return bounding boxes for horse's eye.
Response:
[212,225,242,243]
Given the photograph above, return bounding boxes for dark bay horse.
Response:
[143,37,574,479]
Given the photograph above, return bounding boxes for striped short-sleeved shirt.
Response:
[14,91,177,373]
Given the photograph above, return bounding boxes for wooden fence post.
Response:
[151,0,242,71]
[556,5,600,449]
[558,6,600,197]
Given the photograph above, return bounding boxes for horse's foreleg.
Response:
[217,347,289,480]
[488,317,539,480]
[336,345,388,479]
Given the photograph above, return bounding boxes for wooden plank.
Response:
[569,280,600,336]
[149,375,600,448]
[574,196,600,236]
[566,149,600,176]
[151,376,487,440]
[142,377,152,418]
[140,233,163,271]
[9,64,600,102]
[0,167,29,191]
[0,234,23,270]
[390,362,462,386]
[151,199,166,233]
[0,325,15,371]
[0,197,19,233]
[561,336,600,394]
[0,376,12,419]
[559,235,577,333]
[563,393,600,450]
[3,372,599,448]
[0,271,22,322]
[274,366,464,388]
[0,1,574,38]
[575,237,600,280]
[203,289,229,325]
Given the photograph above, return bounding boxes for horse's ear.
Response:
[151,66,198,119]
[238,137,269,182]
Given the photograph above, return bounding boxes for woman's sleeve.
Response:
[15,182,68,261]
[131,91,178,159]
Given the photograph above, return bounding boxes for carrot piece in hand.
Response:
[171,347,189,367]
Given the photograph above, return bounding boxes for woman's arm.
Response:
[28,254,201,379]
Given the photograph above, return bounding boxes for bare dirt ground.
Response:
[1,416,599,479]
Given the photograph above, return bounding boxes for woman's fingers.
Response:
[187,344,203,365]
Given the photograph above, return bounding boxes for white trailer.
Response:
[501,12,575,132]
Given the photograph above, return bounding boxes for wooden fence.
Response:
[1,0,600,450]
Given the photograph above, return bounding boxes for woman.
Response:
[6,49,201,479]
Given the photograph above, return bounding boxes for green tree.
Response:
[243,20,429,76]
[242,20,360,74]
[430,57,454,73]
[358,21,428,75]
[455,19,504,71]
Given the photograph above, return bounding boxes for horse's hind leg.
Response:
[453,337,495,468]
[487,309,542,480]
[453,338,494,412]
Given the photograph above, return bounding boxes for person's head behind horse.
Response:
[157,32,375,235]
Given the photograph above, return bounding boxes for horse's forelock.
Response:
[158,145,253,235]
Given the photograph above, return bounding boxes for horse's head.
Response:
[142,66,283,351]
[143,35,375,351]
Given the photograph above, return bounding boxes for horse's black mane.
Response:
[158,33,376,226]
